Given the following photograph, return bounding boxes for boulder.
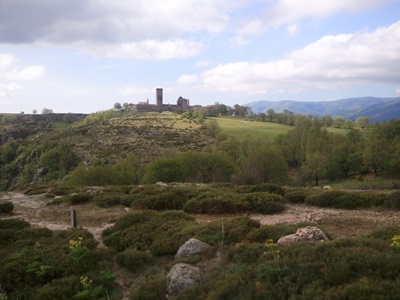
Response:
[175,238,213,259]
[277,226,328,247]
[167,263,203,295]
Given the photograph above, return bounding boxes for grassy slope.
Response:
[211,116,352,141]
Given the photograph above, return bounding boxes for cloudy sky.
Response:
[0,0,400,113]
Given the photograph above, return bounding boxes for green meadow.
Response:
[211,117,353,141]
[210,117,293,141]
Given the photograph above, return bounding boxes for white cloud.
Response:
[179,21,400,95]
[118,86,153,97]
[286,23,299,35]
[178,74,199,85]
[77,39,203,60]
[0,54,14,69]
[396,88,400,95]
[195,60,211,68]
[5,66,45,81]
[228,36,250,47]
[265,0,394,29]
[0,53,45,97]
[0,82,23,97]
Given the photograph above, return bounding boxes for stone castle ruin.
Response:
[134,88,190,112]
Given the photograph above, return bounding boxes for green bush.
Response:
[69,193,92,205]
[305,190,387,209]
[243,192,286,214]
[385,191,400,209]
[305,190,345,207]
[92,192,129,207]
[0,219,30,230]
[0,201,14,214]
[116,249,152,272]
[129,275,167,300]
[236,183,285,196]
[103,211,197,255]
[130,186,197,210]
[285,189,314,203]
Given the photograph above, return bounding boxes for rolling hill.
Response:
[246,97,398,121]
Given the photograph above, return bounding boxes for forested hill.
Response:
[246,97,398,121]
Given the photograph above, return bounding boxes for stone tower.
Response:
[156,88,163,107]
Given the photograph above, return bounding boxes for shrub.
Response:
[92,192,128,207]
[285,189,313,203]
[103,211,197,255]
[0,201,14,214]
[129,275,167,300]
[236,183,284,196]
[0,219,30,230]
[243,192,286,214]
[116,249,152,272]
[69,193,92,205]
[305,191,346,208]
[385,191,400,209]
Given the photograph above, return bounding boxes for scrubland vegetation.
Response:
[1,109,400,299]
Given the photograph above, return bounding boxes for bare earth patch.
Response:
[3,191,400,241]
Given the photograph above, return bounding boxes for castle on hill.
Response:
[133,88,191,112]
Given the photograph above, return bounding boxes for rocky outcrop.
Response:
[277,226,328,247]
[167,263,203,295]
[175,238,213,259]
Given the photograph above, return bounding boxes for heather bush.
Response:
[285,188,314,203]
[129,274,167,300]
[236,183,285,195]
[243,192,286,214]
[116,249,152,272]
[69,193,92,205]
[385,191,400,209]
[0,201,13,214]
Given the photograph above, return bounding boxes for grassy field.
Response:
[211,117,354,141]
[210,117,293,141]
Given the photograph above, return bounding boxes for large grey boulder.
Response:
[167,263,203,295]
[175,238,213,259]
[277,226,329,247]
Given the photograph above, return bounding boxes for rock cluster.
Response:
[167,238,214,296]
[277,226,328,247]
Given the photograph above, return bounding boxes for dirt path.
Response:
[3,191,400,240]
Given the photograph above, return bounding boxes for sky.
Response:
[0,0,400,113]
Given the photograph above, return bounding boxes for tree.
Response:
[42,108,53,114]
[114,102,122,110]
[363,138,390,176]
[233,147,288,184]
[335,116,344,128]
[266,109,275,122]
[356,116,370,129]
[301,151,327,186]
[32,109,38,114]
[122,102,129,111]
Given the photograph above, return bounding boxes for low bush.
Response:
[285,189,314,203]
[69,193,92,205]
[103,211,197,255]
[116,249,152,272]
[236,183,285,196]
[243,192,286,214]
[0,201,14,214]
[129,274,167,300]
[92,192,129,207]
[385,191,400,209]
[305,190,387,209]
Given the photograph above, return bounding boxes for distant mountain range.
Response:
[245,97,400,123]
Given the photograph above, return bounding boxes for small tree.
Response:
[42,108,53,114]
[32,109,38,114]
[356,116,370,129]
[114,102,122,110]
